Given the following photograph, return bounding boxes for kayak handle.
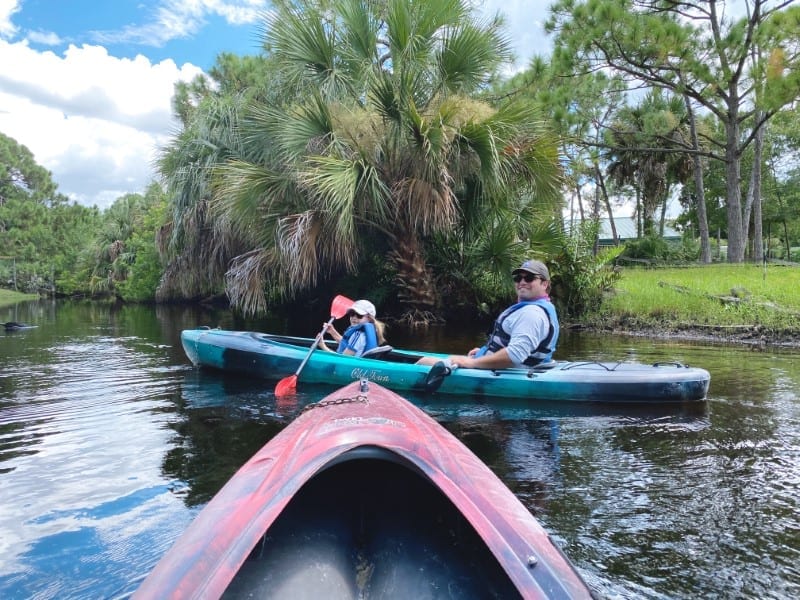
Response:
[652,362,687,369]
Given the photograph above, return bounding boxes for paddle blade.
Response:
[273,295,352,397]
[274,375,297,397]
[330,294,354,319]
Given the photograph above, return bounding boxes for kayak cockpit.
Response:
[253,332,420,363]
[223,449,522,599]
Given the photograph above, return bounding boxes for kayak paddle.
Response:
[274,294,353,397]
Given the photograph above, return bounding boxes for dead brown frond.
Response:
[392,176,457,234]
[224,248,275,316]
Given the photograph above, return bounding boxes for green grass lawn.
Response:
[0,289,39,309]
[584,264,800,335]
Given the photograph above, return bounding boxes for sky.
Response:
[0,0,554,210]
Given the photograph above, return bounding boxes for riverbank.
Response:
[0,289,39,309]
[4,265,798,349]
[577,263,800,349]
[570,321,800,349]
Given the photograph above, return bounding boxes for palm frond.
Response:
[438,20,511,91]
[264,3,333,82]
[300,155,359,239]
[212,159,300,234]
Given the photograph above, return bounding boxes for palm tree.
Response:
[86,194,147,294]
[213,0,563,322]
[606,90,693,237]
[156,54,287,304]
[156,93,247,301]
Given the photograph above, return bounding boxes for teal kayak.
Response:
[180,328,710,403]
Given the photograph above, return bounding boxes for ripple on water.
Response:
[0,335,187,597]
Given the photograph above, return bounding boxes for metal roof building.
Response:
[596,217,682,245]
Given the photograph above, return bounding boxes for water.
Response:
[1,300,799,599]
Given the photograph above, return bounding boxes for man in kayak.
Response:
[420,259,559,370]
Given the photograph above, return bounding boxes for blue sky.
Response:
[0,0,554,209]
[14,0,267,69]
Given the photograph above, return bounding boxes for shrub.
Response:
[620,234,700,263]
[549,221,624,318]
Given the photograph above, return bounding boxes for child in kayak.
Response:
[323,299,387,356]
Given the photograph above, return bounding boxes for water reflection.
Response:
[0,301,799,599]
[0,306,192,598]
[164,372,292,507]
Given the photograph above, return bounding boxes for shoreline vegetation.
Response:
[575,264,800,349]
[0,290,39,309]
[3,264,798,348]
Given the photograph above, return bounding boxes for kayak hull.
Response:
[135,380,593,599]
[181,328,710,403]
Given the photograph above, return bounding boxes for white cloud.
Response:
[0,0,20,38]
[0,39,203,208]
[26,29,61,45]
[90,0,268,47]
[0,1,268,211]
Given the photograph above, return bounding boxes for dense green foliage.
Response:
[620,235,701,264]
[83,184,168,302]
[1,1,798,327]
[0,132,101,294]
[550,220,624,317]
[115,190,169,302]
[1,132,166,300]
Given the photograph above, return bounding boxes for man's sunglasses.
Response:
[512,273,543,283]
[346,311,367,318]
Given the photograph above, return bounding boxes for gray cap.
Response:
[512,259,550,280]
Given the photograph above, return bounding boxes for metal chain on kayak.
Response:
[300,394,369,414]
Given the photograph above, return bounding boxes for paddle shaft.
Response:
[293,316,336,377]
[274,294,354,396]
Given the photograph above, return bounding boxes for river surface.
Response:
[1,300,798,599]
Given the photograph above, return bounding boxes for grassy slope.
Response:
[579,264,800,346]
[0,289,39,309]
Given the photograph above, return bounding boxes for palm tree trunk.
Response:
[388,232,439,325]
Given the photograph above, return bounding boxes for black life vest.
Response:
[482,299,559,366]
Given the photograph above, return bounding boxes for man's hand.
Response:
[447,355,476,369]
[448,348,514,370]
